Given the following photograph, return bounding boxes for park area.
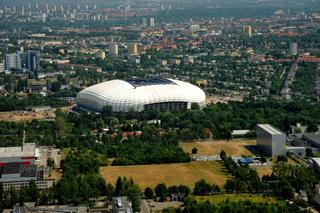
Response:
[179,139,256,156]
[100,161,230,189]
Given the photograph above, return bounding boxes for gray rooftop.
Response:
[257,124,284,135]
[0,143,36,158]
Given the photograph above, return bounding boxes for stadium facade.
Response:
[76,78,206,112]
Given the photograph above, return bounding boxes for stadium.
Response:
[76,78,206,112]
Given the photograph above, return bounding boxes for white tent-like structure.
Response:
[76,78,206,112]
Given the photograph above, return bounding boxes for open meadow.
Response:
[179,139,256,156]
[100,161,230,189]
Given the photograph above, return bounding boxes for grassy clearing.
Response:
[194,194,282,205]
[254,167,273,177]
[100,161,230,189]
[179,139,256,156]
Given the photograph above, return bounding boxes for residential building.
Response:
[109,43,119,55]
[149,17,155,27]
[289,42,298,55]
[128,43,138,56]
[243,25,252,37]
[4,50,26,71]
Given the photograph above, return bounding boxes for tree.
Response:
[51,81,61,92]
[27,181,38,203]
[193,179,212,195]
[105,183,115,199]
[0,182,3,209]
[127,184,141,213]
[144,187,154,199]
[276,155,288,163]
[191,147,198,154]
[191,103,200,110]
[155,183,168,202]
[307,123,318,133]
[279,180,294,199]
[306,147,313,158]
[225,179,236,193]
[168,185,179,195]
[220,150,227,160]
[178,185,190,196]
[115,177,124,196]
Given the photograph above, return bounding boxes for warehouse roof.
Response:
[311,158,320,167]
[257,124,283,135]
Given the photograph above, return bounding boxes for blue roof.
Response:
[238,158,254,164]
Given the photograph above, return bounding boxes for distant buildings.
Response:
[141,17,147,27]
[4,50,26,71]
[26,50,40,76]
[289,42,298,55]
[95,50,106,59]
[128,43,139,56]
[149,17,155,27]
[141,17,155,27]
[4,49,40,77]
[109,43,119,56]
[256,124,286,157]
[112,196,133,213]
[243,25,252,37]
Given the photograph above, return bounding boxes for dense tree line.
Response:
[56,150,107,205]
[0,94,69,111]
[291,62,317,96]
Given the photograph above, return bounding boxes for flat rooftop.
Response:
[124,78,176,88]
[311,158,320,167]
[0,143,36,158]
[303,133,320,146]
[257,124,283,135]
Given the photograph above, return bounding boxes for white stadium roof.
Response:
[76,78,206,112]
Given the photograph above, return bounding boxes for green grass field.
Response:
[194,194,282,205]
[100,161,230,189]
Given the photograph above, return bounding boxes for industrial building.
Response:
[302,133,320,148]
[256,124,286,157]
[0,143,54,190]
[76,78,206,112]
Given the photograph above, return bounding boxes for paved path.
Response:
[140,199,150,213]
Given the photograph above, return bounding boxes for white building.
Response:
[109,43,119,56]
[77,78,206,112]
[149,17,155,27]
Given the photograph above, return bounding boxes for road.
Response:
[280,61,298,99]
[140,199,150,213]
